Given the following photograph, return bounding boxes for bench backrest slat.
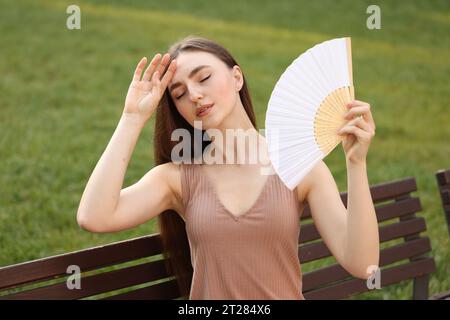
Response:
[102,279,181,300]
[3,260,170,300]
[299,209,424,244]
[300,177,417,220]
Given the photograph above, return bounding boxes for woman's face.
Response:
[168,51,243,129]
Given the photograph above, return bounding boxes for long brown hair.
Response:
[154,35,258,298]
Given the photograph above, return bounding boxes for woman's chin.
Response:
[193,115,221,130]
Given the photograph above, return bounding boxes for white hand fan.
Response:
[265,37,354,190]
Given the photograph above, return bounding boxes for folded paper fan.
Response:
[265,37,355,190]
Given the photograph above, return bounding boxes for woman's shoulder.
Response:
[296,159,331,203]
[156,161,200,219]
[159,161,200,179]
[152,162,183,216]
[159,161,202,182]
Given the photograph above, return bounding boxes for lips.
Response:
[196,103,214,117]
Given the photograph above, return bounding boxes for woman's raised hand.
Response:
[123,53,177,122]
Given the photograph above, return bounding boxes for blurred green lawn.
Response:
[0,0,449,299]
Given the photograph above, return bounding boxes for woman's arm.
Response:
[77,54,177,232]
[343,160,379,278]
[301,159,379,279]
[337,99,379,277]
[300,99,379,279]
[76,113,145,230]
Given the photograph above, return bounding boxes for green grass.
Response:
[0,0,449,299]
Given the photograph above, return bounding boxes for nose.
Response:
[188,86,203,102]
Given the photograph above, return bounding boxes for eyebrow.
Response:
[169,65,211,93]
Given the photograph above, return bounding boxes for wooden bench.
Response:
[0,176,437,300]
[436,169,450,236]
[428,168,450,300]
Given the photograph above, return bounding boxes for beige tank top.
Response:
[180,163,305,300]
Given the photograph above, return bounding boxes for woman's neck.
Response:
[207,102,268,166]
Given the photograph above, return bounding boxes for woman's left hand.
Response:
[337,100,376,165]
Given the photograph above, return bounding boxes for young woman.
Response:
[77,36,379,300]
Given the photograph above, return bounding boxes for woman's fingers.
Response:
[141,53,170,83]
[338,125,369,140]
[159,59,177,90]
[132,53,175,94]
[338,116,375,137]
[345,101,376,129]
[344,105,369,119]
[132,57,148,81]
[351,117,374,134]
[142,53,162,82]
[154,53,171,80]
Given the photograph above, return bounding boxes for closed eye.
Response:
[174,75,211,100]
[200,75,211,82]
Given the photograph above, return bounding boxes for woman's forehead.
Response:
[174,52,219,71]
[176,50,215,63]
[170,52,222,83]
